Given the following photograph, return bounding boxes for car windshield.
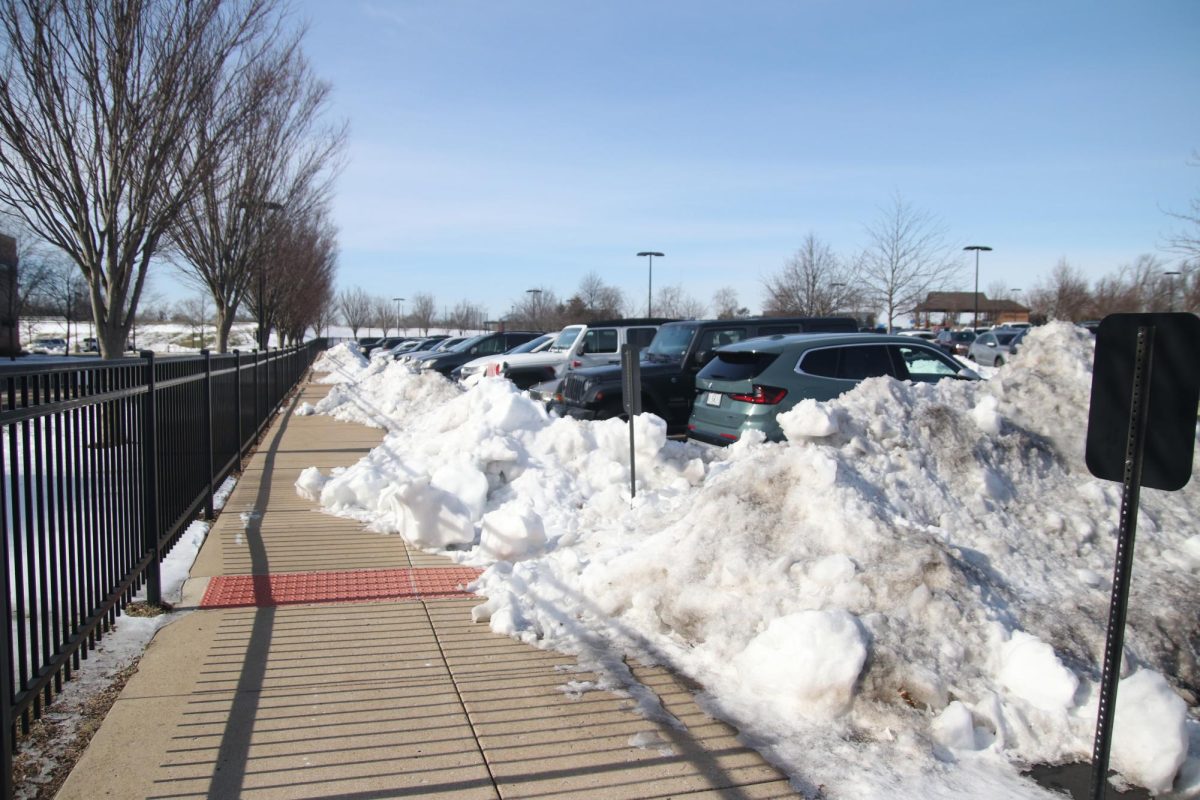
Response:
[549,327,581,352]
[645,324,696,362]
[433,338,466,352]
[994,332,1018,345]
[448,335,486,352]
[508,334,553,354]
[953,332,975,342]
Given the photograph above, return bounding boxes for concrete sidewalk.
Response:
[56,378,796,799]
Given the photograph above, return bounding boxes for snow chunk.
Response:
[997,631,1078,713]
[379,478,476,549]
[970,394,1002,435]
[932,701,982,753]
[294,466,327,502]
[1111,670,1189,794]
[779,399,840,439]
[479,503,547,562]
[732,610,867,720]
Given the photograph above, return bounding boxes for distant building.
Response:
[912,291,1030,329]
[0,235,17,356]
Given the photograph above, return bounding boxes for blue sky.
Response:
[285,0,1199,320]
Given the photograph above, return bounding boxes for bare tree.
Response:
[654,285,706,319]
[447,300,486,334]
[176,293,213,349]
[1163,150,1200,265]
[338,287,372,338]
[574,272,626,318]
[1027,258,1092,322]
[763,234,860,317]
[370,296,395,337]
[170,42,345,352]
[508,287,560,330]
[409,292,437,336]
[859,195,962,332]
[273,213,335,345]
[40,258,89,351]
[0,0,293,358]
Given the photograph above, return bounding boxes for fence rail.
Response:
[0,341,323,798]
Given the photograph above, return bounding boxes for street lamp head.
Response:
[393,296,405,302]
[963,245,993,252]
[637,251,665,258]
[526,288,542,295]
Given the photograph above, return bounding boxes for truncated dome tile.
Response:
[200,567,482,608]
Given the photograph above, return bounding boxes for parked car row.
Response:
[380,313,999,448]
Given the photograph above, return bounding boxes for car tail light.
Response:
[728,385,787,405]
[719,433,738,441]
[571,360,582,368]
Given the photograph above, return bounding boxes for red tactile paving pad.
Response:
[200,567,483,608]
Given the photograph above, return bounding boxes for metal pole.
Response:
[1089,324,1155,800]
[973,249,980,330]
[140,350,161,606]
[202,350,214,520]
[234,350,244,464]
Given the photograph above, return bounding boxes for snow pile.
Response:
[302,322,1199,798]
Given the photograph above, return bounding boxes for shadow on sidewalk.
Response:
[205,391,298,799]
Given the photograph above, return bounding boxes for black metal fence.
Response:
[0,342,323,797]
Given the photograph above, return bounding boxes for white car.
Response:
[29,337,68,355]
[456,333,555,382]
[493,320,665,390]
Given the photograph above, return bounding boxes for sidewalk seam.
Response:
[418,598,503,799]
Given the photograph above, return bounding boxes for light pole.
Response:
[393,297,405,335]
[526,289,542,329]
[963,246,992,330]
[238,199,284,349]
[637,251,664,316]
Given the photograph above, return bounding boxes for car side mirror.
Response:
[955,368,982,381]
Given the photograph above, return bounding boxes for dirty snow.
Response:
[304,324,1200,799]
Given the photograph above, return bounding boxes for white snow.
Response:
[304,325,1200,798]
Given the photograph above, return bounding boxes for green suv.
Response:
[687,333,979,445]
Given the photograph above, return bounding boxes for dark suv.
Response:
[415,331,544,376]
[557,316,859,433]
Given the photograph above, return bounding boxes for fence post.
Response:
[202,350,214,520]
[1,437,15,800]
[253,349,261,436]
[233,350,243,464]
[267,347,273,415]
[140,351,161,606]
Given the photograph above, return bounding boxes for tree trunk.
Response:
[215,304,236,353]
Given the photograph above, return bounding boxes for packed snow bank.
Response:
[301,324,1199,799]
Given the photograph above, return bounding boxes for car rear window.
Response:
[697,351,779,381]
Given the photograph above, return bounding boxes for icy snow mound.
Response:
[314,358,462,430]
[479,322,1199,795]
[312,341,368,380]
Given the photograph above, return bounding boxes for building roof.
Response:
[913,292,1028,314]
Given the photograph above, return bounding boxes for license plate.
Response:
[705,391,722,407]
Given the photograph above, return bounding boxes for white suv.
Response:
[490,319,667,389]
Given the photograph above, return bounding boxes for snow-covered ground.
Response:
[302,323,1199,799]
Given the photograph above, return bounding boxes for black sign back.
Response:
[1085,313,1200,491]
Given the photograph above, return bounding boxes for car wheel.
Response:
[994,356,1005,367]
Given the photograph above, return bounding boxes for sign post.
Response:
[1084,312,1200,799]
[621,344,642,500]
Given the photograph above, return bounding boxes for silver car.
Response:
[966,328,1027,367]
